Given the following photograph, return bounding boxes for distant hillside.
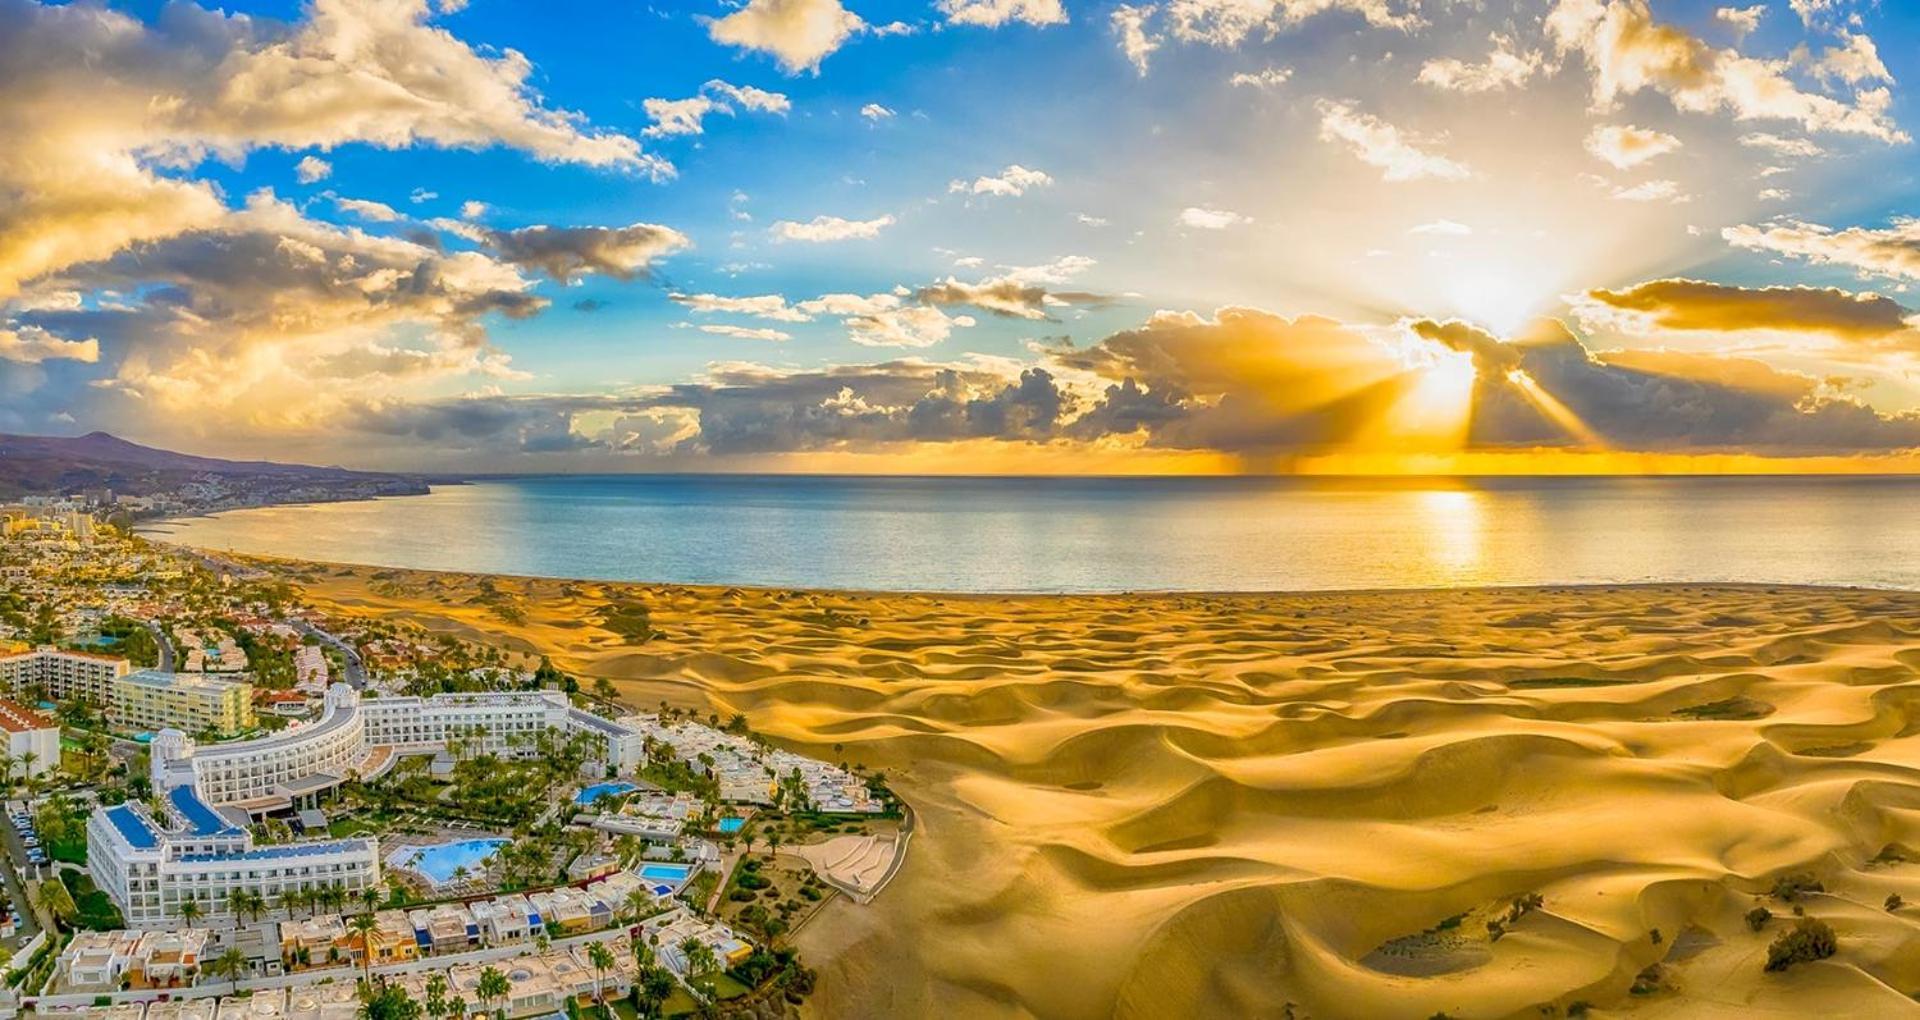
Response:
[0,431,428,501]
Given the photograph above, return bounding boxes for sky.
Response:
[4,0,1920,474]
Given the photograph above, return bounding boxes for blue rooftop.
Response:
[169,785,241,837]
[177,839,372,864]
[105,805,159,850]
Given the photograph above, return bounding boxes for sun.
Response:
[1442,264,1560,338]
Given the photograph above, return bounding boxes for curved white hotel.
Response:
[150,684,646,810]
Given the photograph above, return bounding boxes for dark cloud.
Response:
[1581,278,1915,343]
[484,223,689,283]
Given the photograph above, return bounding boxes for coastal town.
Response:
[0,495,908,1020]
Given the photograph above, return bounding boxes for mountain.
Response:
[0,431,429,502]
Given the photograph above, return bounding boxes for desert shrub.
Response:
[1630,964,1665,995]
[1888,894,1905,912]
[1764,918,1837,972]
[1770,873,1824,902]
[1745,906,1773,932]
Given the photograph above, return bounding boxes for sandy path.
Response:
[256,558,1920,1019]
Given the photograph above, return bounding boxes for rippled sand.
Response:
[260,559,1920,1019]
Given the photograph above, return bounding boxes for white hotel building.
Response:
[87,785,379,928]
[149,685,646,810]
[95,684,647,925]
[0,645,130,704]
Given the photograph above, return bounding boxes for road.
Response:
[0,799,46,952]
[290,620,366,689]
[143,618,174,672]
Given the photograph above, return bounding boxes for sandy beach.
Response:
[250,557,1920,1019]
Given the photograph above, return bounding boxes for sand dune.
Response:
[255,559,1920,1019]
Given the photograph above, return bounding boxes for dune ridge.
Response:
[258,560,1920,1019]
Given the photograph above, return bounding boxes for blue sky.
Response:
[5,0,1920,472]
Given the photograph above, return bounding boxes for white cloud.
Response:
[1230,66,1292,89]
[860,103,896,120]
[937,0,1067,28]
[949,164,1053,197]
[1409,219,1472,236]
[1315,100,1472,182]
[642,96,724,138]
[1077,214,1110,226]
[1738,132,1825,158]
[699,324,793,342]
[0,0,663,302]
[1111,5,1160,76]
[1714,4,1765,39]
[643,81,790,138]
[845,305,974,347]
[294,156,332,184]
[1585,123,1682,170]
[1166,0,1422,46]
[1179,207,1250,229]
[0,324,98,365]
[671,293,811,322]
[1416,34,1544,93]
[707,0,868,74]
[1610,178,1688,203]
[332,195,403,222]
[769,214,897,242]
[1725,217,1920,282]
[1546,0,1906,143]
[460,200,489,220]
[1810,33,1892,87]
[703,80,792,114]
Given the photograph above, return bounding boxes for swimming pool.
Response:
[390,838,508,885]
[576,781,638,806]
[637,863,694,885]
[715,817,745,834]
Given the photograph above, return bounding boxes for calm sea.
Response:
[139,475,1920,593]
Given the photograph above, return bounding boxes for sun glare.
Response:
[1442,265,1556,338]
[1366,341,1478,451]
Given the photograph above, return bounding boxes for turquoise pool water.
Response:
[576,781,638,806]
[390,838,508,885]
[638,863,694,884]
[716,817,744,834]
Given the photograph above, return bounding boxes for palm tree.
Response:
[36,878,75,928]
[679,938,718,992]
[232,889,265,924]
[476,966,510,1020]
[424,972,448,1020]
[360,886,382,915]
[586,940,615,1015]
[446,996,466,1020]
[623,888,652,923]
[208,947,247,985]
[283,887,308,919]
[179,895,202,929]
[349,912,379,983]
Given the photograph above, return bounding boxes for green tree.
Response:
[477,965,511,1020]
[586,940,616,1012]
[350,912,380,983]
[359,980,423,1020]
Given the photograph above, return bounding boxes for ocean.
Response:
[139,474,1920,593]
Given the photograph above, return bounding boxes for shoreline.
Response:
[143,534,1920,601]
